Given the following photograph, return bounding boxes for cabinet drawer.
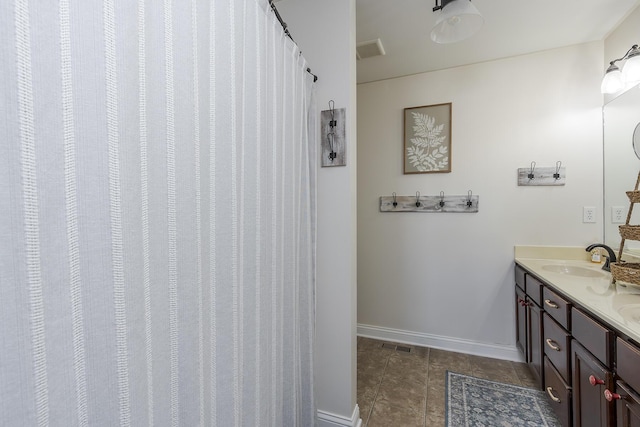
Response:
[515,264,526,291]
[571,307,613,367]
[544,356,572,427]
[617,337,640,393]
[544,313,571,383]
[526,274,543,306]
[543,286,571,329]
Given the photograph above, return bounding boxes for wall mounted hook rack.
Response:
[517,161,566,186]
[380,191,479,213]
[321,100,346,167]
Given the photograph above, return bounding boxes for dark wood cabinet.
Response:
[516,285,527,358]
[515,265,543,388]
[571,340,614,427]
[529,300,543,385]
[614,339,640,427]
[614,381,640,427]
[514,261,640,426]
[515,262,617,426]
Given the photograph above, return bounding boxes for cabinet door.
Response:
[614,381,640,427]
[572,340,614,427]
[516,285,527,360]
[529,300,543,389]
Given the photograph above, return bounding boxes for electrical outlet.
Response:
[583,206,596,223]
[612,206,626,224]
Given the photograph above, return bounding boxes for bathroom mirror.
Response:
[634,122,640,159]
[603,87,640,255]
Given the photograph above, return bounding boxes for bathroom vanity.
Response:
[515,248,640,427]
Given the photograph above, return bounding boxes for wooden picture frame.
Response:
[403,103,452,174]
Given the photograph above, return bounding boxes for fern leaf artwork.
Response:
[404,103,451,173]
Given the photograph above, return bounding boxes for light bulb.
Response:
[601,64,623,94]
[622,52,640,85]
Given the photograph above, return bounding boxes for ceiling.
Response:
[356,0,640,84]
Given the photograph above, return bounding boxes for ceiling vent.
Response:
[356,38,385,60]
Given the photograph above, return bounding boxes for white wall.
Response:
[276,1,360,425]
[357,43,604,359]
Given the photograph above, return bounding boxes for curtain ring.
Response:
[415,191,421,207]
[392,192,397,207]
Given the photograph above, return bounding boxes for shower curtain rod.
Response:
[269,0,319,82]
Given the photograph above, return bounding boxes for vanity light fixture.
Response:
[431,0,483,44]
[601,44,640,94]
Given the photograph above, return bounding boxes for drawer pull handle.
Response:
[589,375,604,386]
[546,387,561,403]
[545,338,561,351]
[544,299,559,309]
[604,389,621,402]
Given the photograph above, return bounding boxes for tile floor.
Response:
[357,337,538,427]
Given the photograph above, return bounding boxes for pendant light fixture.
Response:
[601,44,640,94]
[431,0,483,44]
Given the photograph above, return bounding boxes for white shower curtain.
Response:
[0,0,317,426]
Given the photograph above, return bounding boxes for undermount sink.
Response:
[613,293,640,324]
[541,264,606,278]
[616,304,640,324]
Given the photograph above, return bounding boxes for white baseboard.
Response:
[317,404,362,427]
[357,323,524,362]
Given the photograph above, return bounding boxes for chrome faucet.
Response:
[585,244,617,272]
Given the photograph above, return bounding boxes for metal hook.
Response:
[528,161,536,180]
[327,133,336,161]
[392,192,397,207]
[439,191,445,208]
[554,161,562,180]
[467,190,473,207]
[415,191,421,208]
[328,100,336,128]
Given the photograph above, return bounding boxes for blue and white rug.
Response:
[445,371,561,427]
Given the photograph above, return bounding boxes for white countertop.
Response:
[515,248,640,345]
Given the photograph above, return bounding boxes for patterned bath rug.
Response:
[445,371,561,427]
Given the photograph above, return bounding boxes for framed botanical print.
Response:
[403,103,451,174]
